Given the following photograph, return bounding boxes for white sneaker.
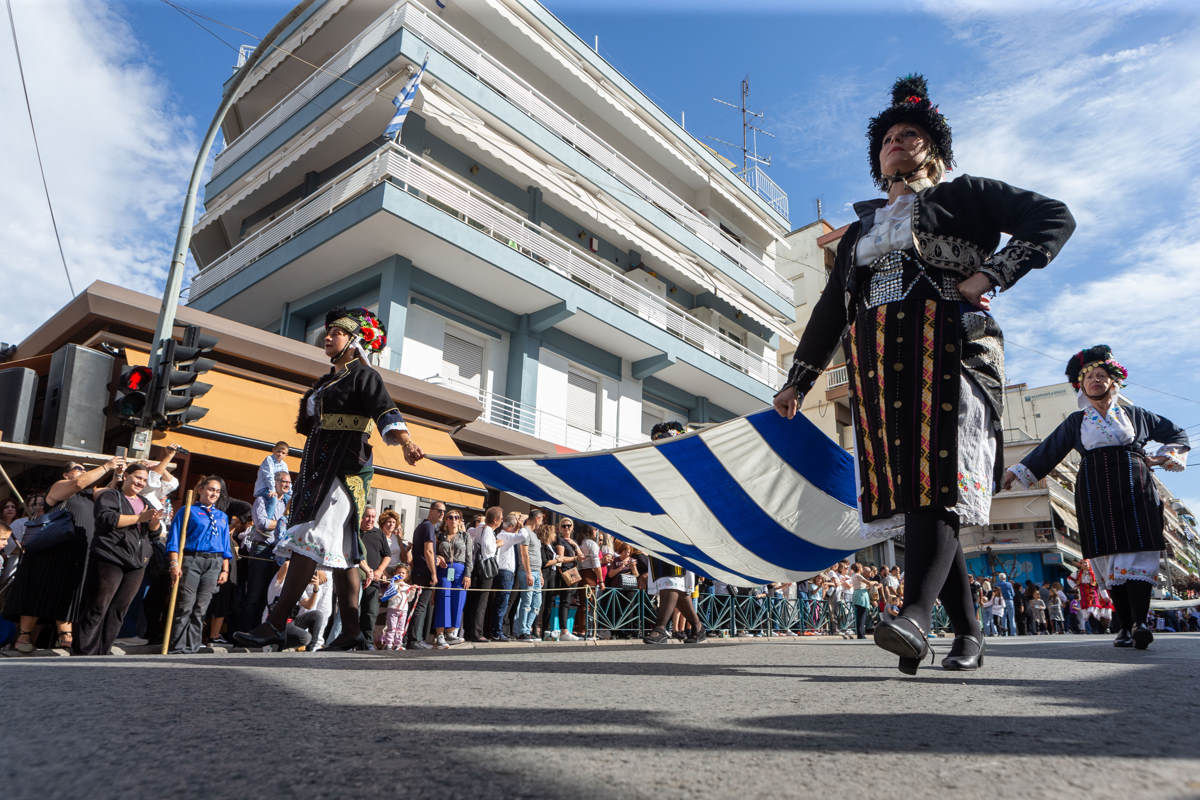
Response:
[543,630,560,641]
[559,630,581,641]
[433,635,450,650]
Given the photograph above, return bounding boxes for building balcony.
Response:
[427,374,642,452]
[189,143,785,406]
[207,0,791,305]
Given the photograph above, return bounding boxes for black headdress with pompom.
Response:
[650,421,685,442]
[1065,345,1128,390]
[866,74,954,190]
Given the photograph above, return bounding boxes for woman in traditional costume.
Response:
[1003,346,1188,650]
[775,75,1075,674]
[234,307,424,650]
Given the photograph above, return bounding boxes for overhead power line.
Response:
[6,0,75,295]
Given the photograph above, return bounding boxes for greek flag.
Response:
[383,57,428,141]
[432,409,888,587]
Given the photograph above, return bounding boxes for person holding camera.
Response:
[6,457,125,653]
[74,462,164,655]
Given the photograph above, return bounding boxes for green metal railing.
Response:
[590,588,952,637]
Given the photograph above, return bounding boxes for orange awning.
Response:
[126,349,485,501]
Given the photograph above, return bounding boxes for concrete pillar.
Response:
[378,256,413,371]
[505,314,540,434]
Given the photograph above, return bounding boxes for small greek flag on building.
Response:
[383,57,428,141]
[433,409,889,587]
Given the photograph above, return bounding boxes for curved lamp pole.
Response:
[134,0,316,456]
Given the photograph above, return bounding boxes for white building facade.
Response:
[186,0,795,456]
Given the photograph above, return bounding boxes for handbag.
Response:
[20,507,78,553]
[559,566,582,586]
[618,572,639,589]
[474,541,499,580]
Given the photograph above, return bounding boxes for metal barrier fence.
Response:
[589,588,951,638]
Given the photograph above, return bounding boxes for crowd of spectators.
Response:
[3,444,1200,654]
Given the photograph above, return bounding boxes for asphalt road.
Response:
[3,634,1198,799]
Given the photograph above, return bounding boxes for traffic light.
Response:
[110,363,153,421]
[151,325,217,429]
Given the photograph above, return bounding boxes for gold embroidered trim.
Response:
[320,413,374,433]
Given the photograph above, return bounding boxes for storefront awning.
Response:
[124,350,486,503]
[1049,496,1079,535]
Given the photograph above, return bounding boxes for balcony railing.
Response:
[210,1,791,302]
[740,165,789,219]
[191,143,787,389]
[826,364,848,389]
[426,374,643,451]
[214,2,404,175]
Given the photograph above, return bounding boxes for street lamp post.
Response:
[134,0,317,457]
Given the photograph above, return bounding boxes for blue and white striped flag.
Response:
[383,57,428,141]
[432,409,889,587]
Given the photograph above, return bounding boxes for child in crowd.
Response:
[379,564,418,650]
[1047,583,1066,634]
[253,441,291,519]
[1029,589,1047,634]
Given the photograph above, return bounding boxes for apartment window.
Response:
[442,332,484,391]
[719,326,746,347]
[566,369,600,433]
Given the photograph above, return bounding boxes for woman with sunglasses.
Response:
[433,510,472,648]
[6,457,124,653]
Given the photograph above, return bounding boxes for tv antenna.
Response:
[709,76,774,177]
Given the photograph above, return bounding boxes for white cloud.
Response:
[0,0,196,345]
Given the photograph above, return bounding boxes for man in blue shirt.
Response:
[167,476,235,654]
[995,572,1017,637]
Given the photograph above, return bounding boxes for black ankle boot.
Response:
[1132,623,1154,650]
[941,634,985,670]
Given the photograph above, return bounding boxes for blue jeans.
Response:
[515,570,543,636]
[488,569,515,637]
[435,562,467,630]
[984,613,998,636]
[1002,601,1017,636]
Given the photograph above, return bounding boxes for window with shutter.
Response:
[442,332,484,390]
[566,370,599,432]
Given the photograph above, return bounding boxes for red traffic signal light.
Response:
[122,366,151,392]
[109,364,153,421]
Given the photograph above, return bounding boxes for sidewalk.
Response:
[2,631,897,657]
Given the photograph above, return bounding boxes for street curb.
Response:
[1,632,926,658]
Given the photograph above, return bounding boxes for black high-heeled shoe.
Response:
[941,634,985,670]
[874,615,930,674]
[323,631,370,651]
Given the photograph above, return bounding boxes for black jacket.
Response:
[92,490,158,570]
[1017,406,1189,481]
[783,175,1075,395]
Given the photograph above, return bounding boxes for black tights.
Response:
[901,510,979,640]
[654,589,701,633]
[1109,581,1152,631]
[263,555,362,637]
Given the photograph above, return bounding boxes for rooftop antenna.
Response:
[708,76,774,178]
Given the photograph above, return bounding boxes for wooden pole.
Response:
[0,462,24,507]
[160,489,194,655]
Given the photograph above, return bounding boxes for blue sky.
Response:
[3,0,1200,508]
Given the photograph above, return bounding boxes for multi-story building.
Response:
[186,0,796,465]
